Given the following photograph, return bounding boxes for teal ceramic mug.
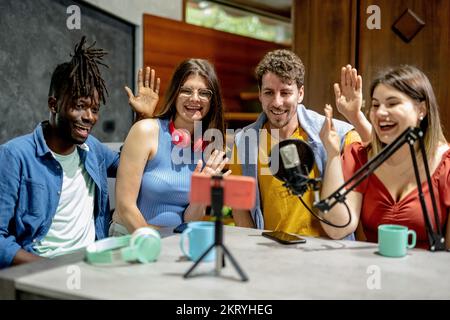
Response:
[180,221,216,262]
[378,224,416,257]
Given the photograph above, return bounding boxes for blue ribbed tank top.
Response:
[136,118,200,227]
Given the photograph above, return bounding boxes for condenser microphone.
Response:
[279,144,309,194]
[280,143,301,172]
[271,139,351,229]
[270,139,317,196]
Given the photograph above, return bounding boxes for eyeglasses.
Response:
[179,87,213,101]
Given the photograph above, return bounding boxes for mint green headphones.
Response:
[85,227,161,264]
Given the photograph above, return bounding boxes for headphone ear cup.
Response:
[172,128,191,148]
[129,227,161,263]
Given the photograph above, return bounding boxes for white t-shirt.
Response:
[34,148,96,257]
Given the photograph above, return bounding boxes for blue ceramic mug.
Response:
[180,221,215,262]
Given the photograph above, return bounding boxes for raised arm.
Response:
[319,104,362,239]
[114,119,159,232]
[125,66,160,121]
[334,65,372,144]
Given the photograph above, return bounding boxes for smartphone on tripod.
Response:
[190,174,255,210]
[184,173,256,281]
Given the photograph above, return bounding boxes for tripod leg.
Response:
[215,245,223,276]
[221,244,248,282]
[183,243,215,278]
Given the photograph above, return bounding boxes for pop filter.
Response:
[269,139,352,229]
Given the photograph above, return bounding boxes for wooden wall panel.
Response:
[293,0,449,137]
[143,14,284,113]
[293,0,357,117]
[359,0,450,138]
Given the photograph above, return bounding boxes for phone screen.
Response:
[262,231,306,244]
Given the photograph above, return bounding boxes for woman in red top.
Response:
[319,65,450,249]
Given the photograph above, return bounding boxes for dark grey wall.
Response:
[0,0,134,144]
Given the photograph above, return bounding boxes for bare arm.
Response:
[335,65,372,144]
[115,119,159,232]
[319,105,363,239]
[12,249,44,266]
[223,145,255,228]
[232,209,255,228]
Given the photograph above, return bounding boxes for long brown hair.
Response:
[155,58,225,136]
[368,65,446,158]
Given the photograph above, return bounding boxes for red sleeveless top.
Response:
[342,142,450,249]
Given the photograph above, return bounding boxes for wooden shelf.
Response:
[225,112,259,121]
[239,92,259,100]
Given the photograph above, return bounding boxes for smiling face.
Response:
[174,74,211,128]
[259,72,303,132]
[50,89,100,145]
[369,83,426,144]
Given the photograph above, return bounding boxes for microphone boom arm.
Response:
[314,127,446,251]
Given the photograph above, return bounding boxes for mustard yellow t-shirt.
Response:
[230,124,360,236]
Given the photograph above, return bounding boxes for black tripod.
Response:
[184,176,248,281]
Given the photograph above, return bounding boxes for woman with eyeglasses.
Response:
[111,59,229,234]
[319,65,450,249]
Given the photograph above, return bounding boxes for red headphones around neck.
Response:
[169,121,205,152]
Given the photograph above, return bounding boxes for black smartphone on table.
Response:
[262,231,307,245]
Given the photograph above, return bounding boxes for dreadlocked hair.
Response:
[48,36,109,104]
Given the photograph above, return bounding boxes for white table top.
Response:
[7,226,450,300]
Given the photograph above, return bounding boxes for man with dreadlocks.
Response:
[0,36,158,268]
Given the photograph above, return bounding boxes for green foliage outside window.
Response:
[186,2,291,45]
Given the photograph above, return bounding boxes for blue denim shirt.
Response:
[0,122,119,268]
